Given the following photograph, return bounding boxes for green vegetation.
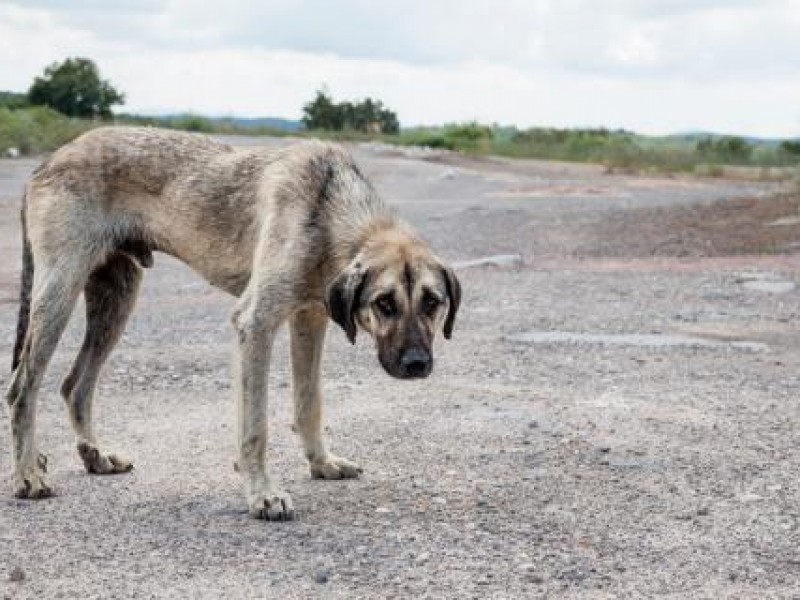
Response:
[0,106,91,155]
[28,57,124,119]
[0,92,29,110]
[116,113,291,136]
[0,57,121,155]
[1,61,798,179]
[390,125,800,175]
[302,88,399,134]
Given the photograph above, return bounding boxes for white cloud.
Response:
[1,0,799,136]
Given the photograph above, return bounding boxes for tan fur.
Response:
[4,126,460,520]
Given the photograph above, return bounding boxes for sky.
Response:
[1,0,799,137]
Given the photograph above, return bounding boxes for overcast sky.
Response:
[1,0,799,137]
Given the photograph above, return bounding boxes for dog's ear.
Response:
[442,266,461,340]
[325,263,369,344]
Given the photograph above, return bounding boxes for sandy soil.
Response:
[1,137,800,599]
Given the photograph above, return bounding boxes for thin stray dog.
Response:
[5,127,460,521]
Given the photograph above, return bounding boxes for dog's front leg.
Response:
[290,306,363,480]
[232,294,294,521]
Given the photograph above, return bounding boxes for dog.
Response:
[5,127,460,521]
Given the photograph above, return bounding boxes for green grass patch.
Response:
[0,106,92,155]
[2,107,798,179]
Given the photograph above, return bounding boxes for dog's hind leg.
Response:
[61,253,141,475]
[6,260,87,498]
[290,306,362,480]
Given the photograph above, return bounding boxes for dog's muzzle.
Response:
[398,347,432,379]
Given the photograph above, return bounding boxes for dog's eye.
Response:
[422,294,440,316]
[375,295,397,317]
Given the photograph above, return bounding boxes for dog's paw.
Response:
[12,463,52,499]
[310,454,363,480]
[78,442,133,475]
[248,489,295,521]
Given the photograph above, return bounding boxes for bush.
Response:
[0,106,91,155]
[0,91,29,110]
[167,114,215,133]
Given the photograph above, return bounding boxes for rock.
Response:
[313,567,331,584]
[768,215,800,227]
[739,492,763,503]
[742,280,795,294]
[5,147,20,159]
[453,254,524,270]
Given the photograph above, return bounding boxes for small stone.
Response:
[415,552,430,564]
[375,506,392,514]
[432,497,447,505]
[739,493,763,503]
[9,567,25,583]
[696,506,710,516]
[313,567,331,584]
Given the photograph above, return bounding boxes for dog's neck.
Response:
[332,215,424,270]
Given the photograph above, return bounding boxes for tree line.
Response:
[1,58,403,135]
[301,88,399,134]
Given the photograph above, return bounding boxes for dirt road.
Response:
[1,137,800,598]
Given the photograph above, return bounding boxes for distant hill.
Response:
[212,116,302,132]
[122,113,303,133]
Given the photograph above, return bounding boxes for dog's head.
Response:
[325,227,461,379]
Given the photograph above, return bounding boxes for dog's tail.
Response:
[12,190,33,372]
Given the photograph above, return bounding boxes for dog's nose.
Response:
[401,348,431,378]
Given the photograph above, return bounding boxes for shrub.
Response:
[0,106,91,155]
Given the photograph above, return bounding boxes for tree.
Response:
[301,88,400,134]
[28,58,124,119]
[779,140,800,156]
[302,88,344,131]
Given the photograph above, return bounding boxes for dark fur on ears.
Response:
[442,267,461,339]
[325,263,370,344]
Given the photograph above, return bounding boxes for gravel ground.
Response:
[1,138,800,598]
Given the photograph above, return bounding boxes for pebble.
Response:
[313,567,331,584]
[452,254,524,270]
